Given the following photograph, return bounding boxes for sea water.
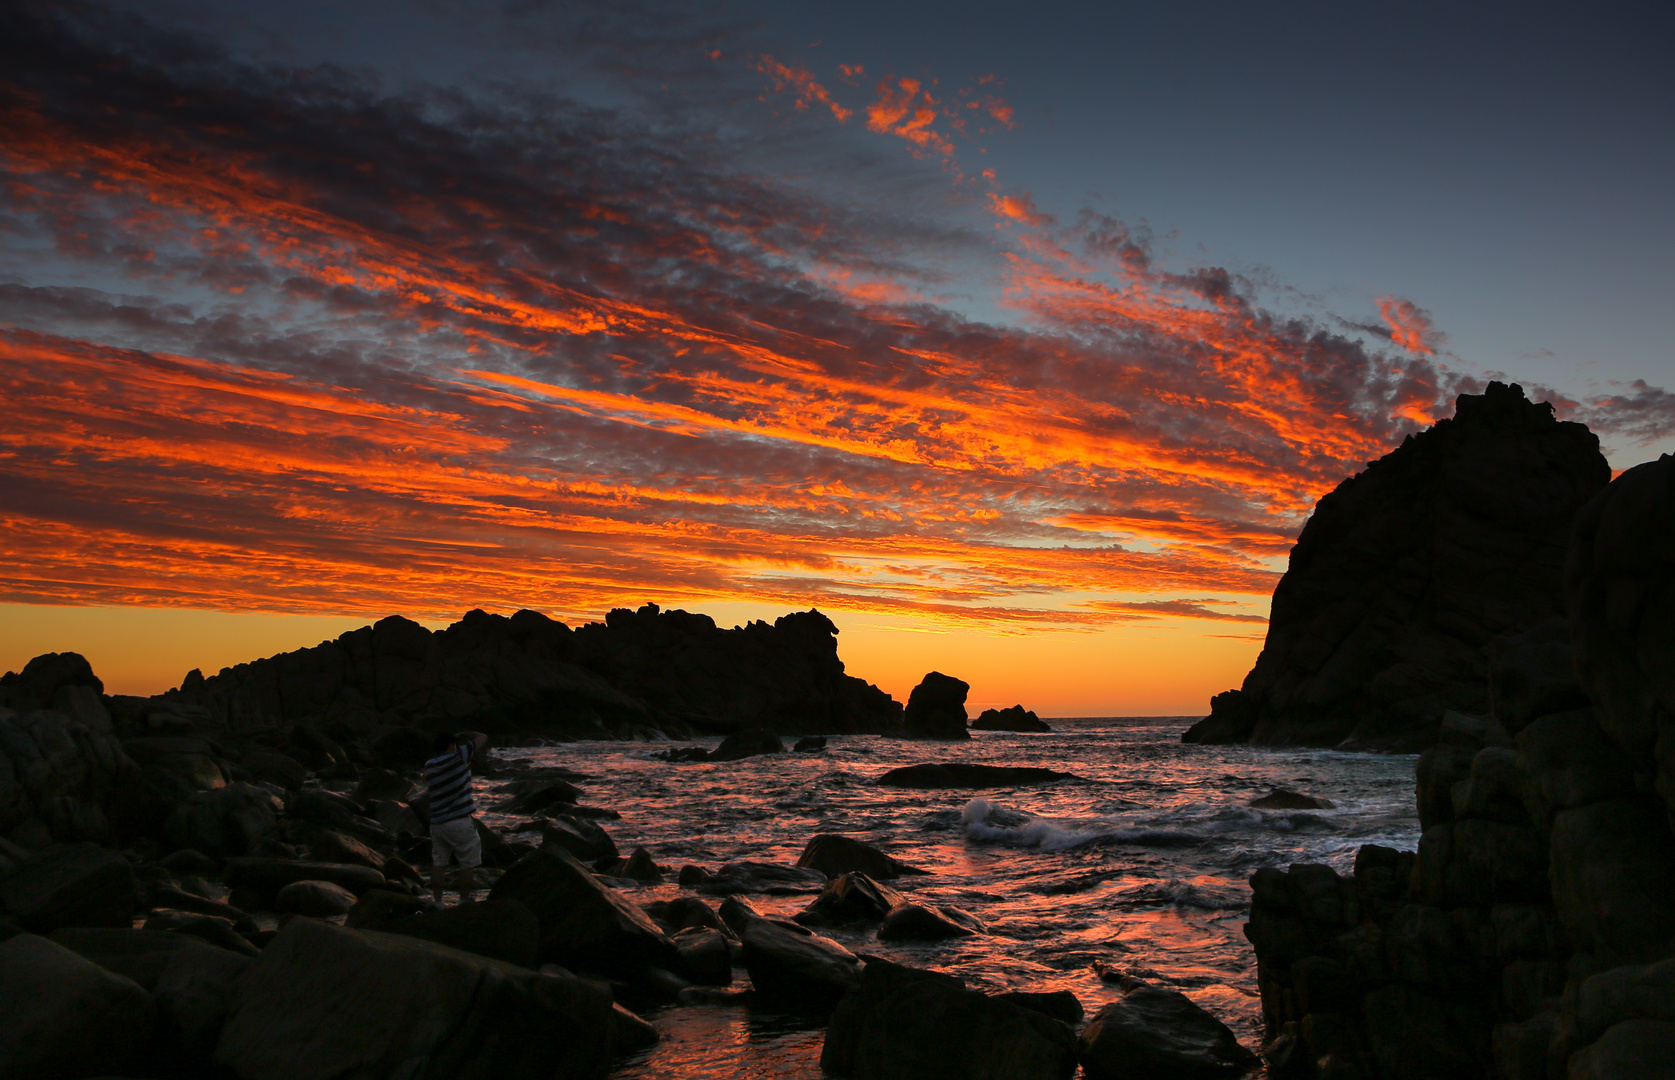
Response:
[475,717,1420,1077]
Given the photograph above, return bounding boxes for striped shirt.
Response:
[424,742,476,825]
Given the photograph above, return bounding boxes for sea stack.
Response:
[1185,382,1609,750]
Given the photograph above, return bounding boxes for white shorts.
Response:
[430,816,482,870]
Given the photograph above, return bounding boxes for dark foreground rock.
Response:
[214,916,620,1080]
[0,931,157,1080]
[795,872,905,927]
[1185,382,1610,750]
[1079,982,1257,1079]
[1242,453,1675,1080]
[0,842,135,932]
[353,897,541,968]
[694,861,829,895]
[822,958,1079,1080]
[720,895,861,1011]
[797,834,928,879]
[970,705,1052,732]
[901,672,971,739]
[876,763,1079,788]
[489,849,681,980]
[878,901,984,940]
[1248,788,1334,810]
[710,728,785,761]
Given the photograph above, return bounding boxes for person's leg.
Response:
[431,863,447,904]
[455,816,483,905]
[430,825,450,904]
[456,867,476,905]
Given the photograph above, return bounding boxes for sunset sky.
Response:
[2,1,1670,713]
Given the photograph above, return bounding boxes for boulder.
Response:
[492,778,582,815]
[902,672,971,740]
[363,897,541,968]
[672,926,732,986]
[0,651,105,718]
[213,916,618,1080]
[997,990,1085,1026]
[162,781,282,858]
[1184,382,1610,749]
[642,895,728,935]
[1548,798,1675,966]
[1486,618,1589,732]
[351,767,412,802]
[291,823,388,871]
[711,728,785,761]
[488,849,681,979]
[1514,709,1636,829]
[798,834,928,879]
[971,705,1052,732]
[794,736,828,752]
[0,842,134,932]
[795,872,905,927]
[878,901,984,941]
[1568,1020,1675,1080]
[1079,983,1257,1080]
[617,847,663,883]
[242,750,310,790]
[719,895,861,1010]
[694,861,828,895]
[822,958,1079,1080]
[223,857,386,904]
[0,931,157,1080]
[1248,788,1334,810]
[0,706,138,845]
[876,764,1078,788]
[50,926,250,1059]
[143,909,260,956]
[534,816,618,863]
[275,880,359,918]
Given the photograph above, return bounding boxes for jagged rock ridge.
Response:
[142,603,902,741]
[1185,382,1610,750]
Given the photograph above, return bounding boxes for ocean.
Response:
[477,717,1420,1078]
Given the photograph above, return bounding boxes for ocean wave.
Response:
[1113,878,1250,911]
[961,798,1205,851]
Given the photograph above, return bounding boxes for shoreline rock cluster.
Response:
[1243,454,1675,1078]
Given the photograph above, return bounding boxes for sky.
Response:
[1,0,1671,712]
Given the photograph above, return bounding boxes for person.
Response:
[423,729,488,905]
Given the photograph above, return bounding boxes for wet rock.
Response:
[143,909,261,956]
[694,860,828,895]
[617,847,663,883]
[677,864,711,887]
[275,879,358,918]
[673,926,732,986]
[160,848,219,875]
[162,781,282,858]
[798,833,928,879]
[1185,382,1610,750]
[1248,788,1334,810]
[711,728,784,761]
[493,778,582,815]
[997,990,1084,1026]
[902,672,971,740]
[643,895,728,935]
[536,816,619,863]
[242,750,310,790]
[346,888,433,926]
[718,895,861,1011]
[876,763,1078,788]
[147,882,245,922]
[1079,982,1257,1080]
[50,926,250,1059]
[822,957,1078,1080]
[657,746,711,762]
[794,736,828,752]
[290,822,388,871]
[0,931,157,1080]
[795,872,905,927]
[878,901,984,940]
[213,916,618,1080]
[365,897,540,968]
[222,857,386,904]
[365,798,425,837]
[488,848,681,980]
[970,705,1052,733]
[0,841,134,932]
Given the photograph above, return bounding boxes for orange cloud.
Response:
[756,55,852,123]
[988,192,1052,228]
[1377,295,1439,355]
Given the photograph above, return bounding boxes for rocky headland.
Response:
[1243,453,1675,1078]
[1185,382,1611,751]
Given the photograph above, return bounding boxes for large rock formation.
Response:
[1186,382,1610,750]
[128,603,900,742]
[1243,455,1675,1080]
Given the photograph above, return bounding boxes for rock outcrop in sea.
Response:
[1243,454,1675,1079]
[118,603,902,744]
[1186,382,1610,750]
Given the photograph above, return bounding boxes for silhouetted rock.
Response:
[488,849,681,980]
[0,842,135,932]
[362,898,541,968]
[0,707,141,845]
[0,651,107,726]
[795,872,905,927]
[0,932,157,1079]
[876,763,1079,788]
[1185,382,1610,750]
[536,817,618,863]
[275,879,358,918]
[878,901,984,941]
[672,927,732,986]
[222,857,385,905]
[493,778,582,814]
[971,705,1052,732]
[718,895,860,1011]
[822,957,1079,1080]
[213,917,618,1080]
[710,727,784,761]
[794,736,828,751]
[1080,982,1257,1079]
[902,672,971,739]
[797,834,928,879]
[162,781,282,858]
[694,861,828,895]
[1248,788,1334,810]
